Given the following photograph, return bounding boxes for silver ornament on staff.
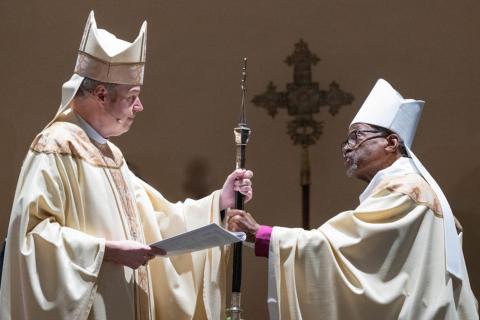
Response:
[226,58,251,320]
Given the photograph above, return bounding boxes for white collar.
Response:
[74,112,108,145]
[359,157,418,203]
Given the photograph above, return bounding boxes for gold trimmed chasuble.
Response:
[0,116,227,320]
[267,159,478,320]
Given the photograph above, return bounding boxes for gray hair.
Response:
[75,77,118,100]
[370,124,409,157]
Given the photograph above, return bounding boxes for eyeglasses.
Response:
[341,129,387,150]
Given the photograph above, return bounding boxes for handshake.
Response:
[225,209,259,243]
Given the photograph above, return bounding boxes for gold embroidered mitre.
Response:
[75,11,147,85]
[48,11,147,127]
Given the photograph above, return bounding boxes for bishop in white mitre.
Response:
[228,79,478,319]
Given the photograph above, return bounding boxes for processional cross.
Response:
[252,40,354,229]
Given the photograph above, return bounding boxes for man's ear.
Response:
[92,85,108,102]
[385,134,400,153]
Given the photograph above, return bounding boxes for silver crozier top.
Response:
[239,57,248,126]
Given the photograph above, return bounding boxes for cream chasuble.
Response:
[0,113,228,320]
[268,158,478,320]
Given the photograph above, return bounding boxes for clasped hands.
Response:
[104,169,254,269]
[225,209,260,243]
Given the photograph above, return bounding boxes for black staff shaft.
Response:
[232,138,247,293]
[232,140,246,291]
[227,57,249,320]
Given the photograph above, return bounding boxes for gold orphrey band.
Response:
[74,51,145,85]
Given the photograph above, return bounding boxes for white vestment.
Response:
[268,158,478,319]
[0,113,227,320]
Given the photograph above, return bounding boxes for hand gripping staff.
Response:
[226,58,251,320]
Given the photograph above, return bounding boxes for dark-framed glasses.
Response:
[341,129,387,150]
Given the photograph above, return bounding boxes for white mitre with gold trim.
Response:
[50,10,147,125]
[351,79,464,281]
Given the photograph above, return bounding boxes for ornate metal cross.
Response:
[252,39,354,229]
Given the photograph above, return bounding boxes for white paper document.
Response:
[150,223,246,257]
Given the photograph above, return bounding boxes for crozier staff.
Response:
[0,11,252,320]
